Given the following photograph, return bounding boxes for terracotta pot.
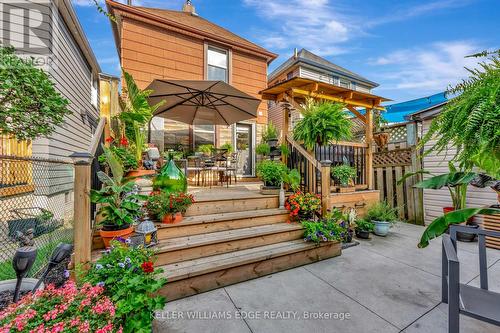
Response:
[100,226,134,248]
[162,212,183,224]
[126,169,156,178]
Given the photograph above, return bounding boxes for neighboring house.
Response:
[106,0,277,176]
[381,92,447,123]
[267,49,379,135]
[0,0,101,220]
[409,103,497,225]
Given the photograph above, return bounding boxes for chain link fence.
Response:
[0,155,74,280]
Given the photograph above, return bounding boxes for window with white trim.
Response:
[207,46,228,82]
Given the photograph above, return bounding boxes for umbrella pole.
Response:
[147,118,152,143]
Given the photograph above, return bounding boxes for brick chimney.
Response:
[182,0,197,15]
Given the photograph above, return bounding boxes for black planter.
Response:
[267,138,278,148]
[345,229,354,243]
[355,229,370,239]
[456,224,479,242]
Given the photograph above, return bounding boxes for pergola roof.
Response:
[260,77,390,111]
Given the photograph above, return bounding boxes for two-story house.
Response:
[267,48,379,135]
[106,0,277,176]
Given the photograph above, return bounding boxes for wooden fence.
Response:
[372,122,424,225]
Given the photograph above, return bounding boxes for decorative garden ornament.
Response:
[154,158,187,193]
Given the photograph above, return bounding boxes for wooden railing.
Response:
[72,118,107,266]
[314,141,368,188]
[286,135,331,216]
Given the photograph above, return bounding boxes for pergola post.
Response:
[365,108,374,189]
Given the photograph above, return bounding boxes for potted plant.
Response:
[118,71,164,177]
[256,143,271,161]
[263,122,279,148]
[354,218,374,239]
[283,168,301,193]
[331,164,357,193]
[256,160,288,194]
[90,146,146,248]
[99,140,138,173]
[302,218,347,244]
[366,201,398,236]
[146,191,194,224]
[293,99,352,150]
[197,144,215,157]
[220,142,233,153]
[285,191,322,221]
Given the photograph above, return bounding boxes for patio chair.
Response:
[442,224,500,333]
[187,157,203,186]
[224,152,239,186]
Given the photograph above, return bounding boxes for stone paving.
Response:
[155,223,500,333]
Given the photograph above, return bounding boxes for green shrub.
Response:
[80,241,167,333]
[220,142,233,153]
[355,218,375,232]
[197,144,214,154]
[302,218,347,244]
[283,169,301,191]
[256,160,287,187]
[256,143,271,156]
[99,145,138,172]
[366,201,398,223]
[262,122,278,141]
[331,164,357,186]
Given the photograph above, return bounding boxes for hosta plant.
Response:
[80,241,167,333]
[0,281,121,333]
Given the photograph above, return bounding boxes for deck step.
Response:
[156,208,289,240]
[185,195,279,216]
[158,240,342,301]
[155,223,304,266]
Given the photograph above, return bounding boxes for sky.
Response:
[74,0,499,103]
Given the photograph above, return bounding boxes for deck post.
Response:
[365,108,374,189]
[72,157,92,268]
[320,160,332,216]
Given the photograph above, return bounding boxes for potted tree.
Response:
[366,201,398,236]
[256,160,288,194]
[118,71,164,177]
[262,122,279,148]
[146,191,194,224]
[354,218,374,239]
[331,164,357,193]
[293,99,352,151]
[90,146,146,248]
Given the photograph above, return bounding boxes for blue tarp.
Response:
[381,92,447,123]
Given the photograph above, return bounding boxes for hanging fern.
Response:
[420,53,500,176]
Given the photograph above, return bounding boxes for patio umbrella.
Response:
[146,80,261,126]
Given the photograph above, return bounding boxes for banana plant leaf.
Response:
[414,171,476,189]
[418,208,500,248]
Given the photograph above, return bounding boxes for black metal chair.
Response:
[442,224,500,333]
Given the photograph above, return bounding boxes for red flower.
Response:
[105,137,113,143]
[141,261,154,273]
[119,137,128,146]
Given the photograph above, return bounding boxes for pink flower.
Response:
[96,323,114,333]
[79,321,90,333]
[50,322,65,333]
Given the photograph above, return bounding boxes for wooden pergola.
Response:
[260,77,390,190]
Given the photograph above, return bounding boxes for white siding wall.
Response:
[298,66,372,93]
[421,119,497,225]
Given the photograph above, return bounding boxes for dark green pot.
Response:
[153,159,187,193]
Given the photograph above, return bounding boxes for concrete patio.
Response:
[154,223,500,333]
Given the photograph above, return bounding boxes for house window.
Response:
[90,73,98,108]
[207,46,228,82]
[193,122,215,149]
[286,71,294,80]
[339,78,350,89]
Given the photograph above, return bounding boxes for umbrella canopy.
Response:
[146,80,261,125]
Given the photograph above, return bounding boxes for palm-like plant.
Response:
[293,99,352,150]
[420,52,500,172]
[119,71,165,162]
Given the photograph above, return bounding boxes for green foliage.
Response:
[119,71,165,161]
[418,208,500,248]
[302,214,347,244]
[279,143,289,157]
[262,121,278,141]
[420,55,500,173]
[256,143,271,156]
[0,46,71,141]
[146,191,194,219]
[80,241,167,332]
[93,0,116,22]
[283,168,301,192]
[90,146,146,227]
[293,99,352,150]
[366,201,398,223]
[355,218,375,232]
[331,164,357,186]
[256,160,288,187]
[99,146,138,173]
[220,142,233,153]
[197,144,215,154]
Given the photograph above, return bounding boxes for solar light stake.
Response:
[32,243,73,292]
[12,247,37,302]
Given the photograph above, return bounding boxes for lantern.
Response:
[135,216,157,247]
